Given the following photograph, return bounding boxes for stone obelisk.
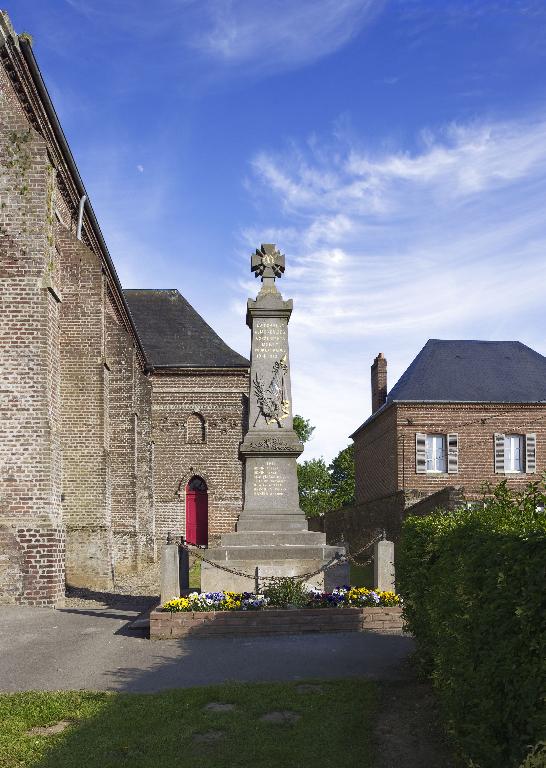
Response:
[200,244,348,592]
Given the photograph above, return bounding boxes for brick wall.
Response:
[0,57,65,605]
[354,402,546,506]
[395,402,545,499]
[354,405,398,504]
[151,606,405,639]
[151,369,248,546]
[57,231,156,587]
[325,486,465,556]
[56,227,115,589]
[405,485,465,517]
[106,293,154,575]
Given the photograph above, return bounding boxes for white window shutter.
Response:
[494,433,505,473]
[447,433,458,474]
[526,433,537,474]
[416,433,427,474]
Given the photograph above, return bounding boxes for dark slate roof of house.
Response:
[387,339,546,403]
[351,339,546,438]
[123,289,249,369]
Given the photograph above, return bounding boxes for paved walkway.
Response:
[0,604,413,693]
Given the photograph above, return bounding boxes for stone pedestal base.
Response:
[200,541,349,593]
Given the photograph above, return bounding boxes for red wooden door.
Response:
[185,480,208,546]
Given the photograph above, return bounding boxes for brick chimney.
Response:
[371,353,387,413]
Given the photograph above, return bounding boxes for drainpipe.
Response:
[76,194,86,240]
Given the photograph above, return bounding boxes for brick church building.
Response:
[0,14,249,606]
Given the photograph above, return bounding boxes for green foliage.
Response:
[398,481,546,768]
[18,32,34,46]
[293,414,355,518]
[293,414,315,444]
[297,445,356,517]
[297,458,332,517]
[330,444,355,508]
[262,576,310,608]
[518,742,546,768]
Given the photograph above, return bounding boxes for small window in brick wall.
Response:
[186,412,206,444]
[494,433,536,474]
[416,433,458,474]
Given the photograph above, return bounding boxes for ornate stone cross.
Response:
[251,243,285,285]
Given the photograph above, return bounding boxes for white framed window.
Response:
[494,433,535,474]
[504,434,524,473]
[425,434,447,473]
[416,432,458,474]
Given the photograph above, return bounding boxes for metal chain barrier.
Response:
[176,529,385,585]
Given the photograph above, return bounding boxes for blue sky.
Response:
[8,0,546,459]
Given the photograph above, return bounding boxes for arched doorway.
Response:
[185,476,208,546]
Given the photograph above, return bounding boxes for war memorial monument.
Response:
[201,245,348,592]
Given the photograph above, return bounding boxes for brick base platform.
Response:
[150,606,404,639]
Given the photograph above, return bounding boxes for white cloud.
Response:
[190,0,383,73]
[244,116,546,459]
[61,0,384,81]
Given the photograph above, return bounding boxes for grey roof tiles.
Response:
[387,339,546,403]
[123,289,249,369]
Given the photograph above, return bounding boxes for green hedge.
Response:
[398,481,546,768]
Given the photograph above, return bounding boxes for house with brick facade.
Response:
[327,340,546,551]
[0,14,249,606]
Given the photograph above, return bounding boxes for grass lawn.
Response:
[0,680,376,768]
[189,559,201,590]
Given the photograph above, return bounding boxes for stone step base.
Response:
[236,515,308,532]
[200,550,349,593]
[221,531,326,547]
[207,544,341,561]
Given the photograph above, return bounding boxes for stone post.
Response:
[374,539,395,592]
[160,541,180,604]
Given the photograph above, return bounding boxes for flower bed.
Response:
[163,587,400,613]
[151,588,404,639]
[163,591,268,612]
[150,605,405,639]
[307,587,400,609]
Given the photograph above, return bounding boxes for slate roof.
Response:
[351,339,546,438]
[123,289,249,369]
[388,339,546,403]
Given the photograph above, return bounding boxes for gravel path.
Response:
[374,658,458,768]
[64,561,162,610]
